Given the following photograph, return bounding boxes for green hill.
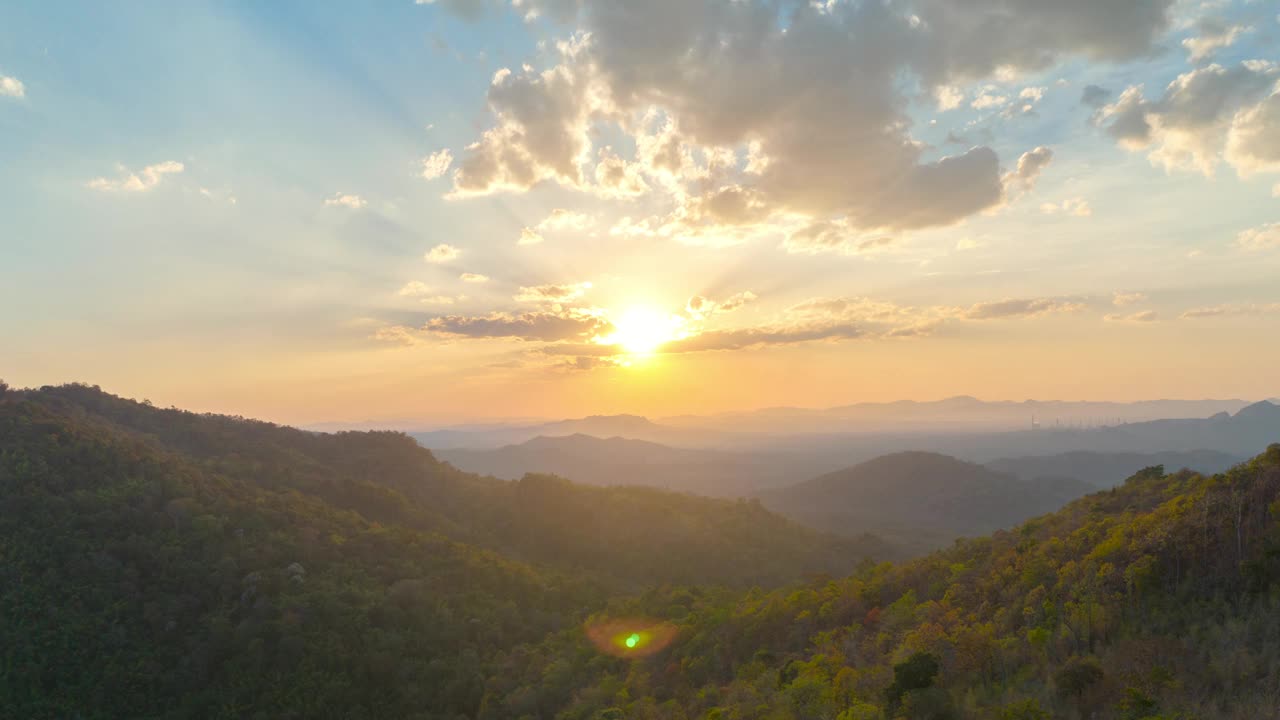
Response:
[760,451,1097,553]
[481,447,1280,720]
[0,383,885,719]
[4,382,1279,719]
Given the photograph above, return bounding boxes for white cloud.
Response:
[424,243,461,263]
[1225,89,1280,176]
[1098,61,1280,177]
[1104,310,1159,323]
[935,85,964,111]
[86,161,184,192]
[1019,86,1046,102]
[1003,146,1054,195]
[536,208,594,232]
[324,192,367,209]
[1236,222,1280,251]
[1181,303,1280,319]
[971,88,1010,109]
[421,149,454,180]
[514,281,592,303]
[398,281,434,297]
[955,236,987,250]
[1040,197,1092,216]
[685,290,758,319]
[447,1,1174,237]
[460,272,490,282]
[1112,291,1147,306]
[1182,19,1250,62]
[518,227,545,245]
[0,74,24,98]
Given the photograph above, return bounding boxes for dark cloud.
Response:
[1080,84,1111,108]
[424,311,613,341]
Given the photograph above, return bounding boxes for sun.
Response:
[603,307,684,355]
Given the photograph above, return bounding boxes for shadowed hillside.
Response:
[760,451,1096,552]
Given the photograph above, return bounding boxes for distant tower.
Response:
[1032,414,1040,430]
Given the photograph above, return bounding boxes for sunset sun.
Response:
[603,307,684,355]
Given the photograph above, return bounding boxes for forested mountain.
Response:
[986,450,1241,489]
[5,382,1280,719]
[480,446,1280,720]
[759,452,1096,553]
[0,383,884,719]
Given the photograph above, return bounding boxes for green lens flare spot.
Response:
[625,633,640,648]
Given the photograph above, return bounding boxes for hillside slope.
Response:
[0,384,888,719]
[760,451,1095,551]
[481,445,1280,719]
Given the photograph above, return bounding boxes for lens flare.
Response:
[585,617,678,658]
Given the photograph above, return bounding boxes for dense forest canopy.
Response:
[3,382,1279,719]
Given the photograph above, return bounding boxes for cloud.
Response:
[783,219,895,255]
[425,309,612,341]
[398,280,434,297]
[0,74,24,98]
[324,192,367,209]
[1004,146,1054,194]
[1019,86,1046,102]
[1225,89,1280,176]
[424,243,461,263]
[373,326,425,346]
[1104,310,1159,322]
[1236,222,1280,251]
[1040,197,1092,216]
[517,227,545,245]
[460,272,490,282]
[593,147,650,197]
[955,236,987,250]
[536,208,594,232]
[446,1,1174,236]
[514,281,592,303]
[1180,303,1280,319]
[421,149,454,179]
[719,290,758,312]
[1112,291,1148,306]
[1080,84,1112,108]
[935,85,964,111]
[960,297,1087,319]
[1097,61,1280,176]
[86,161,184,192]
[971,88,1010,109]
[661,324,863,353]
[685,290,757,319]
[1182,18,1250,62]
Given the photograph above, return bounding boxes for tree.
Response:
[886,652,940,711]
[1055,656,1103,699]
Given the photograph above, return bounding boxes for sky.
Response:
[2,0,1279,427]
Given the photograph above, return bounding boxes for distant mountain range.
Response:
[435,434,799,496]
[658,396,1262,434]
[412,414,729,450]
[987,449,1242,488]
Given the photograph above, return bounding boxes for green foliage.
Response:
[5,385,1280,719]
[885,652,940,710]
[1054,656,1104,698]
